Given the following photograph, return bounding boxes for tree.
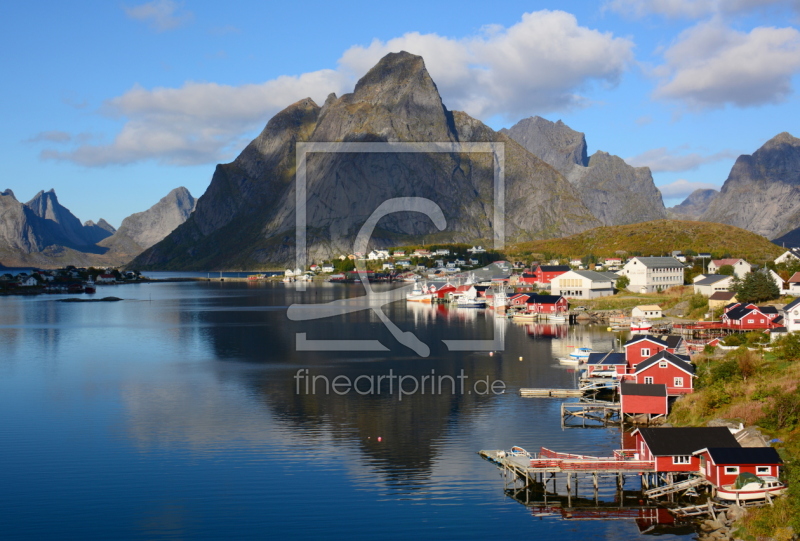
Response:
[732,271,779,303]
[718,264,735,276]
[615,275,630,292]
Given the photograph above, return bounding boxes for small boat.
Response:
[497,446,532,459]
[406,282,435,303]
[282,276,295,283]
[83,280,96,294]
[558,357,580,366]
[716,475,787,502]
[512,312,536,322]
[456,296,486,308]
[631,318,652,332]
[569,347,593,360]
[547,314,567,322]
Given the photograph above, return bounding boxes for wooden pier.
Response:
[561,402,621,428]
[520,388,584,397]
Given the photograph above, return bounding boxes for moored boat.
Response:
[569,347,593,360]
[406,282,435,303]
[715,475,786,502]
[631,318,652,332]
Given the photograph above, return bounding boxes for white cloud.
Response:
[124,0,193,32]
[605,0,798,19]
[627,145,739,171]
[43,70,350,166]
[27,130,72,143]
[653,19,800,108]
[42,10,634,167]
[658,178,720,199]
[340,10,634,119]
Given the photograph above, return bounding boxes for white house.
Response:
[786,272,800,295]
[707,258,751,278]
[467,246,486,254]
[620,257,685,293]
[435,248,450,256]
[382,263,394,270]
[693,274,734,296]
[321,264,335,273]
[18,276,38,287]
[550,270,614,299]
[775,248,800,265]
[632,305,663,319]
[783,297,800,333]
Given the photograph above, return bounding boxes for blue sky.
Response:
[2,0,799,227]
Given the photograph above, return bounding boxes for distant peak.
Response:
[353,51,437,101]
[764,131,799,148]
[1,189,15,200]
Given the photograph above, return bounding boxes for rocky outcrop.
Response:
[702,132,800,239]
[502,116,667,226]
[132,52,600,270]
[101,187,195,253]
[82,219,116,244]
[500,116,586,176]
[669,189,719,220]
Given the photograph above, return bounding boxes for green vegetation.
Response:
[669,339,800,539]
[615,275,630,291]
[506,219,783,263]
[718,264,735,276]
[731,271,781,304]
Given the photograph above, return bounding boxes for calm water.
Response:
[0,282,694,540]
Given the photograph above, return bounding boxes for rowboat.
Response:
[716,475,786,502]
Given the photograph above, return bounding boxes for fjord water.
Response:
[0,282,691,540]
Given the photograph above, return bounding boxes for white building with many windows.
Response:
[550,270,615,299]
[620,257,684,293]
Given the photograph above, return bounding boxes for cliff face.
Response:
[502,116,667,226]
[668,189,719,220]
[132,52,600,270]
[101,187,195,254]
[702,132,800,239]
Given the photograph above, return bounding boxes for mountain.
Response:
[501,116,667,226]
[101,187,195,257]
[702,132,800,239]
[506,219,783,262]
[131,52,601,270]
[668,189,719,220]
[0,187,194,268]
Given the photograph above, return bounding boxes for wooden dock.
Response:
[561,402,621,428]
[520,388,584,397]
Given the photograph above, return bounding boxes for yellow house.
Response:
[631,305,662,319]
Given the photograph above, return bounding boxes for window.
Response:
[747,319,754,324]
[757,466,771,475]
[673,456,691,464]
[644,376,654,384]
[659,361,668,368]
[641,348,650,357]
[674,377,684,387]
[725,466,739,475]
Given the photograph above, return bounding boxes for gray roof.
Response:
[630,257,683,269]
[596,271,621,281]
[694,274,731,286]
[568,270,614,282]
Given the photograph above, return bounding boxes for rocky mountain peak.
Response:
[1,189,16,200]
[314,51,455,143]
[702,131,800,238]
[500,116,587,176]
[668,188,719,220]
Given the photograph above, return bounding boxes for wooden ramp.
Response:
[644,476,709,498]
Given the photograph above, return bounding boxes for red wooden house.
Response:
[721,303,783,330]
[524,294,568,314]
[434,283,457,300]
[631,351,695,395]
[623,335,670,368]
[585,352,627,378]
[508,293,531,306]
[632,427,740,473]
[693,447,782,487]
[527,265,570,286]
[620,383,668,417]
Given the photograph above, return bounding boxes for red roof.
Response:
[712,258,744,266]
[789,272,800,283]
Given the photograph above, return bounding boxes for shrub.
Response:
[722,334,745,346]
[761,389,800,430]
[688,292,708,311]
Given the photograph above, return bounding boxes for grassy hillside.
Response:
[507,220,784,262]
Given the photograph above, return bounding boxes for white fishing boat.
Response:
[631,318,653,332]
[558,357,580,366]
[547,314,567,322]
[406,282,435,303]
[512,312,536,322]
[456,295,486,308]
[282,276,295,283]
[716,475,787,502]
[569,347,593,360]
